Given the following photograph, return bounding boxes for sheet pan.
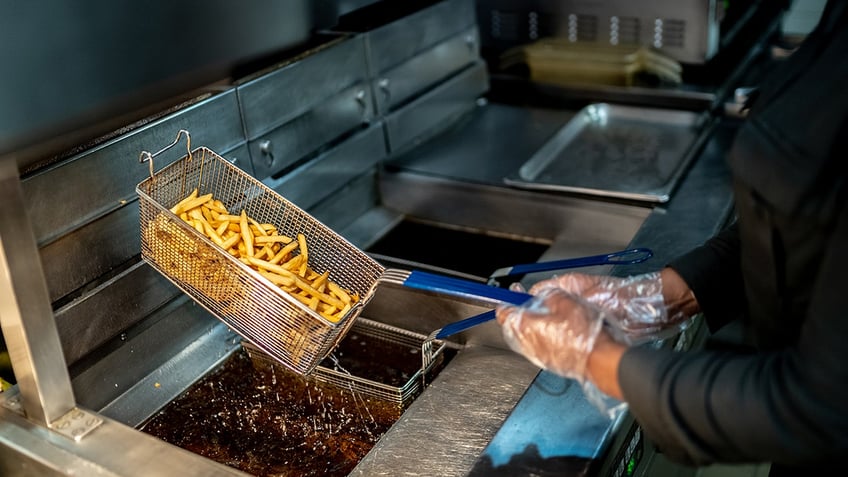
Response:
[504,103,709,203]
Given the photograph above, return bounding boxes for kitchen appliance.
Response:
[476,0,775,65]
[0,0,757,475]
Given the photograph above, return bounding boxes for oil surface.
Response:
[141,328,452,476]
[366,220,548,279]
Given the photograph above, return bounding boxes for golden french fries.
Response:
[170,188,359,322]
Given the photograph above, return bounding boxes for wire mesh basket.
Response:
[242,318,449,409]
[136,130,385,375]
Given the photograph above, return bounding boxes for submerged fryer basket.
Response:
[136,131,385,375]
[243,318,449,408]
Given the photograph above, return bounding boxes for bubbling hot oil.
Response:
[141,330,451,476]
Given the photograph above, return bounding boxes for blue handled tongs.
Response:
[386,247,653,341]
[486,247,653,287]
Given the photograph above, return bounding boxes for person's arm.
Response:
[584,332,626,400]
[584,266,698,401]
[660,267,700,321]
[667,221,745,333]
[618,203,848,467]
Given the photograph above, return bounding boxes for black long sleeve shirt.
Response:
[618,2,848,472]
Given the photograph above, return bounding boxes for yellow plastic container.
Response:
[500,39,682,87]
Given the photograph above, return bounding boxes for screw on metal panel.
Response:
[355,89,367,108]
[259,139,274,168]
[377,79,391,111]
[378,78,390,96]
[465,33,477,51]
[2,390,24,416]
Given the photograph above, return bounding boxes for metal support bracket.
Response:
[49,407,104,442]
[0,160,78,427]
[3,385,103,441]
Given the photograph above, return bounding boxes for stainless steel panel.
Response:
[365,0,477,74]
[384,61,489,154]
[55,261,180,367]
[236,36,370,139]
[373,27,481,114]
[310,167,382,235]
[385,101,578,184]
[468,369,622,474]
[378,171,649,249]
[247,83,374,179]
[220,142,254,177]
[22,90,244,247]
[71,297,226,413]
[337,205,405,251]
[262,124,386,210]
[39,203,139,303]
[98,320,241,428]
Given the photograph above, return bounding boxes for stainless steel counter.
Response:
[376,100,739,476]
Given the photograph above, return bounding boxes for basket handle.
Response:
[138,129,192,180]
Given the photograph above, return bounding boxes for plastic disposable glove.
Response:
[496,287,605,383]
[526,271,692,342]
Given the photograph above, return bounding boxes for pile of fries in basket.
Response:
[169,189,359,323]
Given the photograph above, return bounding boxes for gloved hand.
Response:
[525,271,694,342]
[496,287,605,383]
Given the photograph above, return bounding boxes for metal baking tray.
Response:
[504,103,708,203]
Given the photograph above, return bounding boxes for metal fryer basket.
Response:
[136,131,385,375]
[242,318,449,408]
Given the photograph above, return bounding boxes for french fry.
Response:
[190,218,204,235]
[201,219,224,247]
[201,206,216,224]
[270,241,299,265]
[296,233,308,263]
[239,210,254,257]
[259,245,275,260]
[255,235,293,244]
[170,188,198,215]
[281,254,302,271]
[247,256,296,279]
[249,217,268,237]
[172,192,213,216]
[258,270,295,287]
[205,200,229,214]
[220,232,241,251]
[312,270,330,291]
[215,221,230,237]
[327,282,352,305]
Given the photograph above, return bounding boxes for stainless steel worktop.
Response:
[384,99,737,273]
[375,99,738,476]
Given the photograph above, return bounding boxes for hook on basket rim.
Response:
[138,129,193,180]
